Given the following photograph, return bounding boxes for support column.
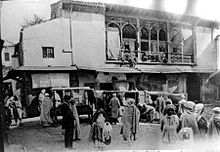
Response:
[157,24,160,57]
[183,74,187,98]
[167,22,171,63]
[0,38,5,152]
[148,23,151,54]
[181,42,184,63]
[119,24,124,57]
[193,25,197,65]
[136,19,141,62]
[215,36,220,70]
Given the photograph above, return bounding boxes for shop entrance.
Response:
[186,74,201,101]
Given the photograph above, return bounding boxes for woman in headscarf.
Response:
[40,93,53,127]
[121,98,140,144]
[178,101,199,140]
[194,103,208,137]
[160,104,179,144]
[208,107,220,139]
[89,108,108,150]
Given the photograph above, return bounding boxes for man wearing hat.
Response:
[60,95,76,149]
[208,107,220,138]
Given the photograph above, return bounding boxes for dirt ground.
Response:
[5,104,220,152]
[6,119,163,152]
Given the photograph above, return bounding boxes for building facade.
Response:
[2,40,19,97]
[10,0,220,106]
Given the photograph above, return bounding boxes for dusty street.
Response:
[5,104,220,152]
[7,117,163,152]
[5,117,219,152]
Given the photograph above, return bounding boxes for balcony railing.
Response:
[107,49,194,64]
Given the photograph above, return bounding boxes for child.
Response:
[103,122,113,145]
[89,108,108,150]
[160,104,179,144]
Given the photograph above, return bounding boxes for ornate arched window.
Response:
[140,27,149,61]
[171,29,182,43]
[159,29,166,41]
[106,23,121,60]
[159,29,168,60]
[150,27,157,53]
[122,24,136,39]
[122,24,137,52]
[141,27,149,40]
[140,27,149,52]
[170,29,183,63]
[151,27,157,40]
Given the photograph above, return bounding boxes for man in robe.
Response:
[178,94,186,116]
[121,98,140,145]
[61,95,76,149]
[70,97,81,141]
[178,101,199,140]
[109,93,120,124]
[40,93,53,127]
[155,94,166,118]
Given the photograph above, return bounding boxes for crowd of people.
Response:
[4,89,220,151]
[160,96,220,146]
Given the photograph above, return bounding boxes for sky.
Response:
[1,0,220,43]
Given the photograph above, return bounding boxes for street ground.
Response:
[5,104,220,152]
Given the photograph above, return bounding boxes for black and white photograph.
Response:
[1,0,220,151]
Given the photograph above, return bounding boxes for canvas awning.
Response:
[3,66,78,81]
[12,66,77,71]
[207,70,220,86]
[96,66,141,73]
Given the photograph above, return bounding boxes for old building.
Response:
[8,0,220,106]
[2,40,19,97]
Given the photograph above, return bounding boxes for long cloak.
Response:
[109,97,120,118]
[121,104,140,140]
[40,97,53,125]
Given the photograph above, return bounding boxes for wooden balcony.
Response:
[106,49,194,65]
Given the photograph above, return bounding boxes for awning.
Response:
[136,65,216,73]
[96,67,141,73]
[95,65,216,74]
[3,66,78,81]
[207,70,220,86]
[13,66,78,71]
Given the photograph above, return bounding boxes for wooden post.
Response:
[167,22,171,63]
[193,25,197,65]
[0,39,5,152]
[136,19,141,62]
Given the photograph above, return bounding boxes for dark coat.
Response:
[61,102,75,129]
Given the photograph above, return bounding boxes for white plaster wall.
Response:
[23,18,72,66]
[196,26,217,70]
[23,12,106,68]
[68,12,106,67]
